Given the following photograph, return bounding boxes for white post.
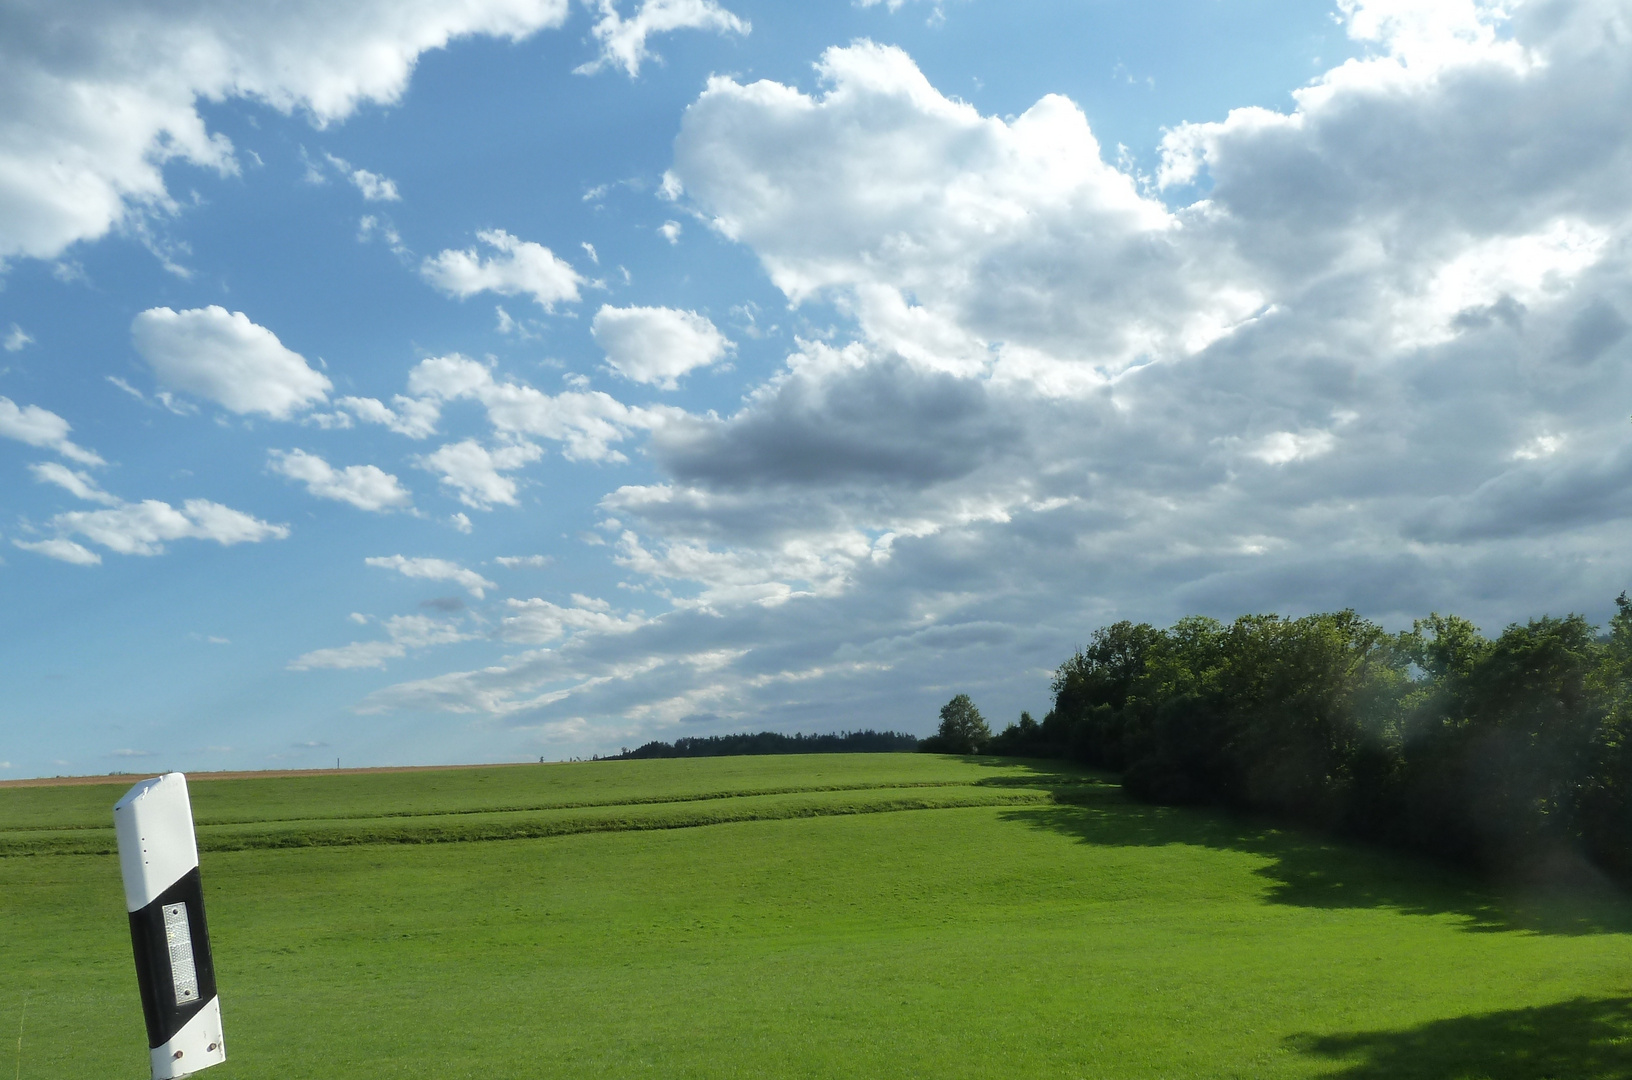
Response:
[113,774,226,1079]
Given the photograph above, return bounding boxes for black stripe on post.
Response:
[127,867,218,1050]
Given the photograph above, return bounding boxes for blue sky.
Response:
[3,0,1630,777]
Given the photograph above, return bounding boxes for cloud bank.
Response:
[363,1,1632,749]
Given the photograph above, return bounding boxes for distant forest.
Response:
[602,729,920,760]
[948,594,1632,884]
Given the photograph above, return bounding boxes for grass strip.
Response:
[0,779,996,833]
[0,755,1102,832]
[0,784,1072,858]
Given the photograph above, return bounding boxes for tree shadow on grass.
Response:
[972,756,1632,936]
[1290,996,1632,1079]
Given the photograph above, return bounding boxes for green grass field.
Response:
[5,754,1632,1079]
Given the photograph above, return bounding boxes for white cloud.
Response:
[658,219,682,244]
[357,214,407,254]
[107,376,145,403]
[385,613,473,648]
[0,397,104,466]
[417,439,544,509]
[1247,430,1338,466]
[856,0,949,18]
[420,229,583,311]
[499,596,645,644]
[407,353,499,400]
[591,305,732,389]
[29,462,121,505]
[46,499,289,557]
[131,306,331,419]
[288,612,471,670]
[495,554,552,568]
[673,41,1238,378]
[13,537,101,565]
[18,455,290,563]
[105,376,196,416]
[450,512,474,533]
[577,0,749,77]
[365,555,495,598]
[0,0,573,266]
[3,324,32,352]
[288,640,406,671]
[406,353,674,462]
[1512,434,1565,461]
[326,154,401,201]
[337,395,440,439]
[268,449,413,512]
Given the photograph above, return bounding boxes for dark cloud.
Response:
[1407,446,1632,542]
[652,352,1022,490]
[1559,299,1630,365]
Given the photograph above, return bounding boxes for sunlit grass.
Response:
[5,754,1632,1078]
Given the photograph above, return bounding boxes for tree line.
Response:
[928,596,1632,882]
[603,729,920,760]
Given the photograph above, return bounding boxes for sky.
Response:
[2,0,1630,778]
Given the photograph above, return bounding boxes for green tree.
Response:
[930,694,991,754]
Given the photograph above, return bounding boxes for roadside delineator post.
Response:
[113,773,226,1079]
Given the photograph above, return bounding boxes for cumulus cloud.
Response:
[0,397,104,466]
[3,325,32,352]
[365,555,495,598]
[131,307,331,419]
[406,352,674,462]
[577,0,748,77]
[591,305,732,388]
[38,499,288,558]
[0,0,573,266]
[337,394,440,439]
[672,40,1236,377]
[269,449,413,512]
[420,229,583,311]
[416,439,544,509]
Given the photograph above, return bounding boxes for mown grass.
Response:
[4,754,1632,1079]
[0,757,1094,855]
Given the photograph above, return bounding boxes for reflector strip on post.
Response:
[162,904,200,1004]
[113,773,226,1079]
